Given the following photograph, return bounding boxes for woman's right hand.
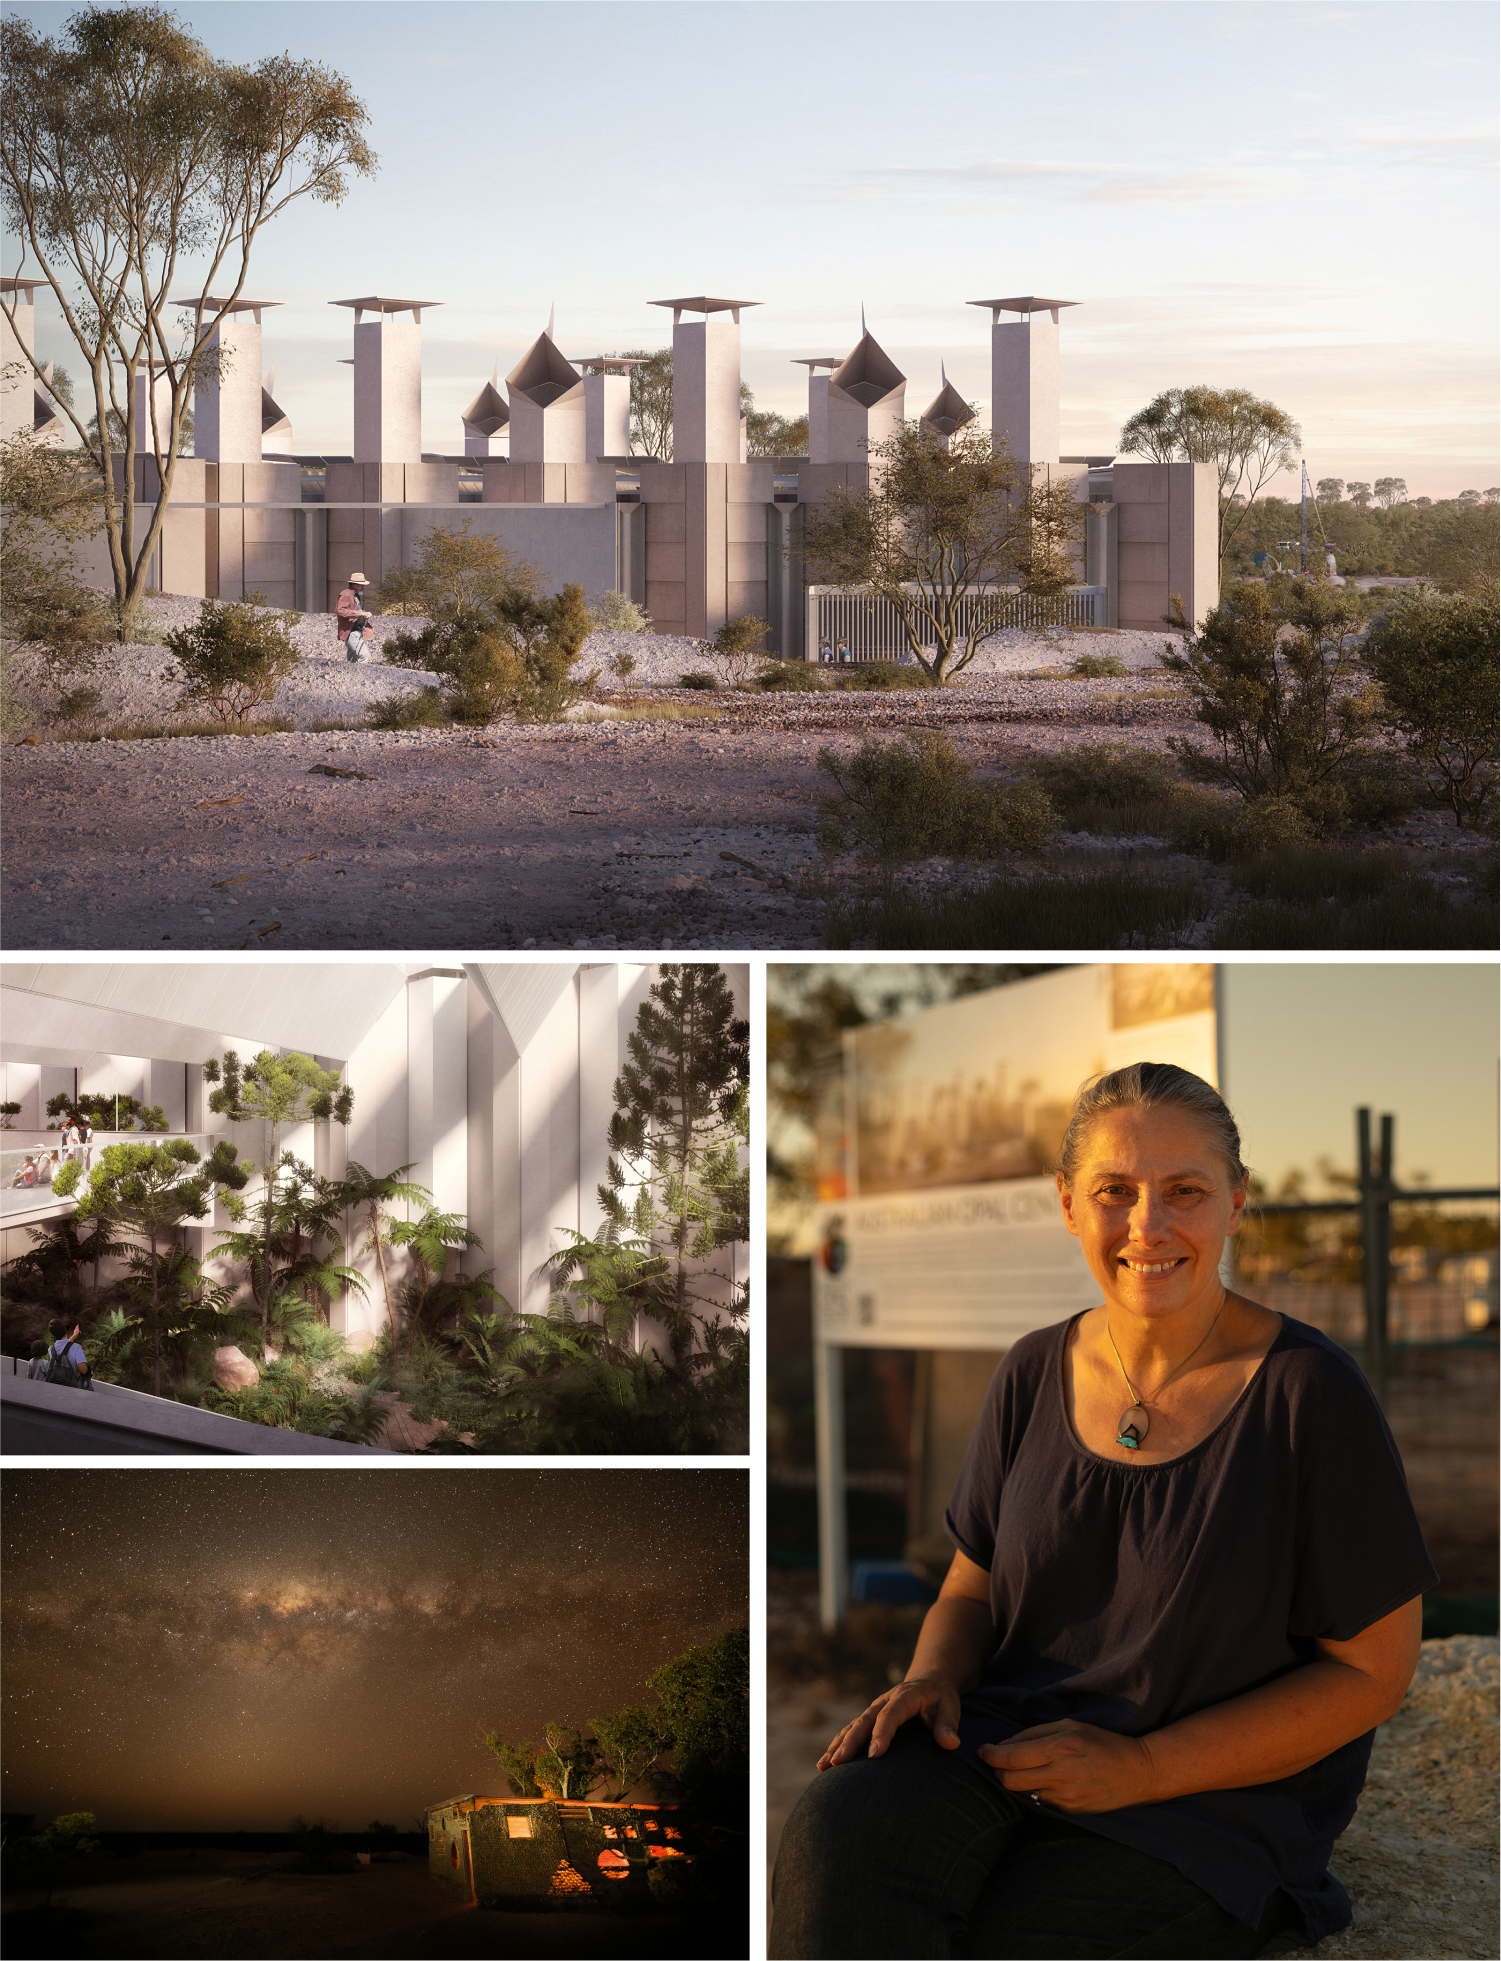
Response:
[816,1673,964,1771]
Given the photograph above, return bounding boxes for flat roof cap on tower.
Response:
[968,296,1079,323]
[792,357,843,370]
[0,276,43,300]
[568,355,651,368]
[651,296,761,324]
[332,296,442,324]
[170,296,282,316]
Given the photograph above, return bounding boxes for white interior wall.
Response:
[4,962,749,1353]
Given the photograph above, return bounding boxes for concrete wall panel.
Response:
[726,541,766,582]
[726,502,768,544]
[646,541,687,582]
[645,584,686,635]
[646,501,687,544]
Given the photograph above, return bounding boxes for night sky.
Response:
[2,1469,747,1833]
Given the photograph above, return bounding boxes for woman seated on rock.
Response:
[771,1062,1435,1961]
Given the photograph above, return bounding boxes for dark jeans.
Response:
[770,1721,1292,1960]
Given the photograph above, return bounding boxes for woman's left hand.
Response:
[979,1720,1158,1813]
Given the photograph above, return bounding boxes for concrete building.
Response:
[1,960,749,1345]
[0,276,66,446]
[40,286,1219,643]
[426,1795,684,1908]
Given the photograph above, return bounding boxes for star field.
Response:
[1,1469,747,1831]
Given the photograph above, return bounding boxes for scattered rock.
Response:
[212,1345,259,1391]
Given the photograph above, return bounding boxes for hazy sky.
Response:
[2,1468,747,1832]
[772,962,1498,1234]
[8,1,1496,494]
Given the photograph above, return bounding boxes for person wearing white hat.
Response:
[336,571,374,662]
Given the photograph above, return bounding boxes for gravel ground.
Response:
[766,1636,1499,1960]
[3,598,1489,953]
[4,599,1181,734]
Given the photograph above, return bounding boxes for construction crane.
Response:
[1270,462,1342,577]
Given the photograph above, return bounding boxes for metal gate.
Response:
[805,583,1108,662]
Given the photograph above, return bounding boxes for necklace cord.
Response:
[1105,1292,1227,1409]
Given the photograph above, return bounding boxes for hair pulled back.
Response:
[1057,1061,1248,1188]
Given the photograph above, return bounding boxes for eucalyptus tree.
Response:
[0,5,375,637]
[798,419,1085,685]
[1118,386,1301,573]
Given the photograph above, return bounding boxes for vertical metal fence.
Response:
[805,584,1108,662]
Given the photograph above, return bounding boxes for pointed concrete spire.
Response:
[861,301,867,336]
[263,362,276,396]
[547,301,555,341]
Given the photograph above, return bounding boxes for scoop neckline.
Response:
[1056,1307,1287,1471]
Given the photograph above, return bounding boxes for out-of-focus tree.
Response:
[1365,581,1499,830]
[1316,478,1345,503]
[1374,477,1408,508]
[1346,482,1373,508]
[767,965,1063,1254]
[1118,385,1300,570]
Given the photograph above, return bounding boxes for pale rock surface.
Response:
[211,1345,259,1391]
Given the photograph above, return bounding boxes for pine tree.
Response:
[593,963,749,1361]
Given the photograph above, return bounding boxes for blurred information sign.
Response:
[811,963,1217,1350]
[813,1177,1098,1350]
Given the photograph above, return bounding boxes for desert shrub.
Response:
[679,670,719,691]
[755,658,825,692]
[1365,583,1499,829]
[826,866,1213,951]
[1337,750,1427,828]
[0,429,112,677]
[836,661,932,691]
[162,593,301,725]
[1,651,36,741]
[47,683,104,732]
[367,520,540,617]
[365,687,448,731]
[817,731,1059,861]
[1024,744,1179,823]
[698,614,769,688]
[1161,577,1380,831]
[1221,855,1496,949]
[1069,651,1128,678]
[586,589,653,634]
[386,581,598,724]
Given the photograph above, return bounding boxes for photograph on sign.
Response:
[813,964,1216,1352]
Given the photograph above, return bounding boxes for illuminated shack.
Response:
[425,1795,685,1909]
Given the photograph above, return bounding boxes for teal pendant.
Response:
[1116,1405,1148,1451]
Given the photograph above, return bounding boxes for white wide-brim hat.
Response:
[348,572,370,586]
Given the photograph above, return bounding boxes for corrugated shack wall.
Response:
[426,1797,666,1905]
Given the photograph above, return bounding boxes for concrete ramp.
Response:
[0,1367,400,1456]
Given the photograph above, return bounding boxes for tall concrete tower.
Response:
[651,296,759,463]
[0,276,65,446]
[967,295,1078,475]
[332,295,440,463]
[506,318,586,464]
[821,327,906,467]
[567,353,646,461]
[792,355,841,463]
[920,364,975,447]
[173,295,282,462]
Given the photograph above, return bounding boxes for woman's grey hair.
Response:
[1057,1061,1249,1188]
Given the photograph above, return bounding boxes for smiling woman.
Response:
[770,1062,1437,1961]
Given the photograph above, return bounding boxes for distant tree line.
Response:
[1222,488,1499,586]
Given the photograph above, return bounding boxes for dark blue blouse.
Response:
[944,1313,1437,1942]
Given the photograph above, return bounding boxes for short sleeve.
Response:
[1284,1338,1438,1643]
[942,1329,1055,1574]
